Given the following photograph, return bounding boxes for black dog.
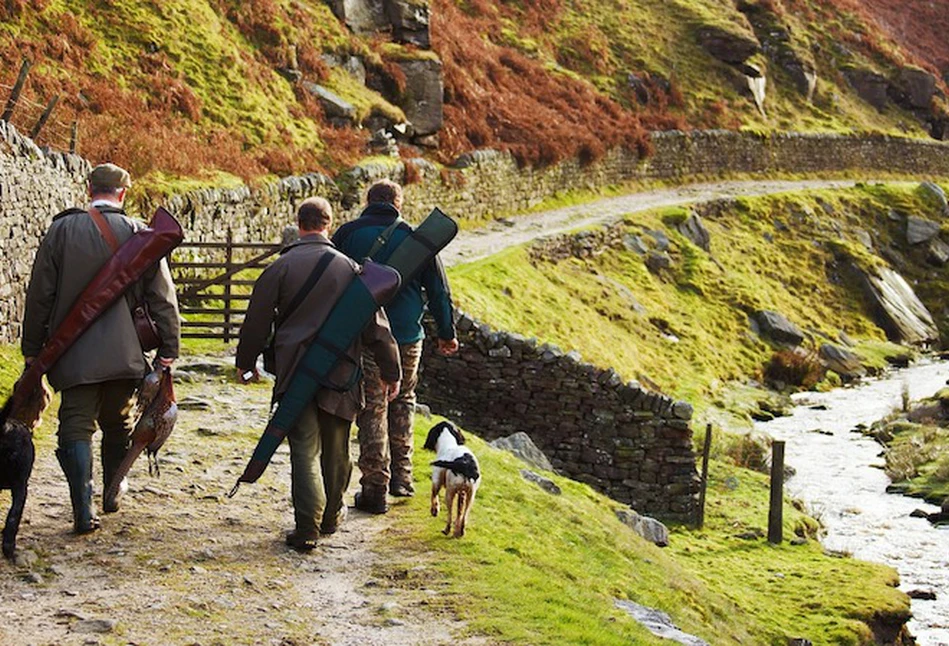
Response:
[0,380,50,559]
[0,419,35,559]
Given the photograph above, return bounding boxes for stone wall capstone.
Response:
[417,312,701,523]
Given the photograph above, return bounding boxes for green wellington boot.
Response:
[56,441,101,534]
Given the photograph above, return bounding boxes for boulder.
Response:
[615,508,669,547]
[677,213,711,251]
[819,343,866,378]
[386,0,431,48]
[321,54,367,85]
[906,216,940,245]
[695,24,760,64]
[917,181,949,215]
[328,0,388,35]
[861,266,939,344]
[614,600,710,646]
[753,310,805,346]
[844,68,888,111]
[394,58,443,136]
[854,228,873,250]
[892,66,936,110]
[301,82,356,125]
[520,469,561,495]
[928,238,949,266]
[490,432,554,472]
[645,250,672,274]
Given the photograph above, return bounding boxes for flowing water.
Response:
[753,361,949,645]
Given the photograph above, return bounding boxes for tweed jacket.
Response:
[235,233,401,421]
[21,204,181,391]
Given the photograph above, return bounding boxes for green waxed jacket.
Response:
[21,205,180,391]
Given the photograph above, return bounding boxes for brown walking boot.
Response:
[354,488,388,514]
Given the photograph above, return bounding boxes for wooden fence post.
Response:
[224,229,233,343]
[30,94,60,140]
[69,120,78,153]
[2,58,32,122]
[768,440,785,544]
[697,423,712,529]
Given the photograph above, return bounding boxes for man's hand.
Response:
[238,367,260,384]
[157,356,175,368]
[383,380,401,402]
[436,337,459,356]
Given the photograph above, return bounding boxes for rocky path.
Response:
[442,178,888,267]
[0,359,482,646]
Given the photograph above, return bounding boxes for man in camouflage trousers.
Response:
[333,179,458,513]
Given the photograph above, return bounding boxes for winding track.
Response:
[442,178,899,267]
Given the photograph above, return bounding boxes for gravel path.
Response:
[442,178,882,267]
[0,359,483,646]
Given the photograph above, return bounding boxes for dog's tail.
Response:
[431,453,480,481]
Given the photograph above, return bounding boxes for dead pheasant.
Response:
[103,367,177,511]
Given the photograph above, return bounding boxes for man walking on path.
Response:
[333,179,458,514]
[236,197,401,550]
[21,163,180,534]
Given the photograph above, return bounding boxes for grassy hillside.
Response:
[378,414,910,645]
[1,0,948,188]
[447,182,949,415]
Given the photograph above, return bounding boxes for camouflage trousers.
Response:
[357,341,422,492]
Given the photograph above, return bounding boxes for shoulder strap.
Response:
[276,250,337,329]
[367,218,404,260]
[88,207,120,253]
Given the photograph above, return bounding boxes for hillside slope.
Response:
[2,0,949,188]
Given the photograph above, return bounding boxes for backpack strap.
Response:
[367,218,404,260]
[276,250,337,329]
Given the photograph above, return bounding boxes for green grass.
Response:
[373,415,909,645]
[447,183,945,410]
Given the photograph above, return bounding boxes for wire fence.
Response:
[1,60,79,153]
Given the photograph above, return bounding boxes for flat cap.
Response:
[88,163,131,190]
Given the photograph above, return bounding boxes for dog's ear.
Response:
[449,424,465,445]
[424,422,447,451]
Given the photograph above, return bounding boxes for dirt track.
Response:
[442,178,881,267]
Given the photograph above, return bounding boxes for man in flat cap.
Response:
[22,163,180,534]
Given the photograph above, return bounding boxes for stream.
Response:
[753,360,949,645]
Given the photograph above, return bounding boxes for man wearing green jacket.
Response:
[333,179,458,513]
[22,163,180,534]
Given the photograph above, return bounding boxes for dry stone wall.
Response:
[417,312,701,523]
[0,121,88,344]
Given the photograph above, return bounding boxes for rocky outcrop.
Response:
[491,432,555,472]
[695,24,760,65]
[819,343,866,379]
[301,82,356,126]
[844,68,889,111]
[393,58,443,136]
[677,213,711,252]
[752,310,805,346]
[891,66,936,111]
[328,0,388,35]
[386,0,430,48]
[860,266,939,344]
[615,508,670,546]
[906,216,940,245]
[737,1,817,100]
